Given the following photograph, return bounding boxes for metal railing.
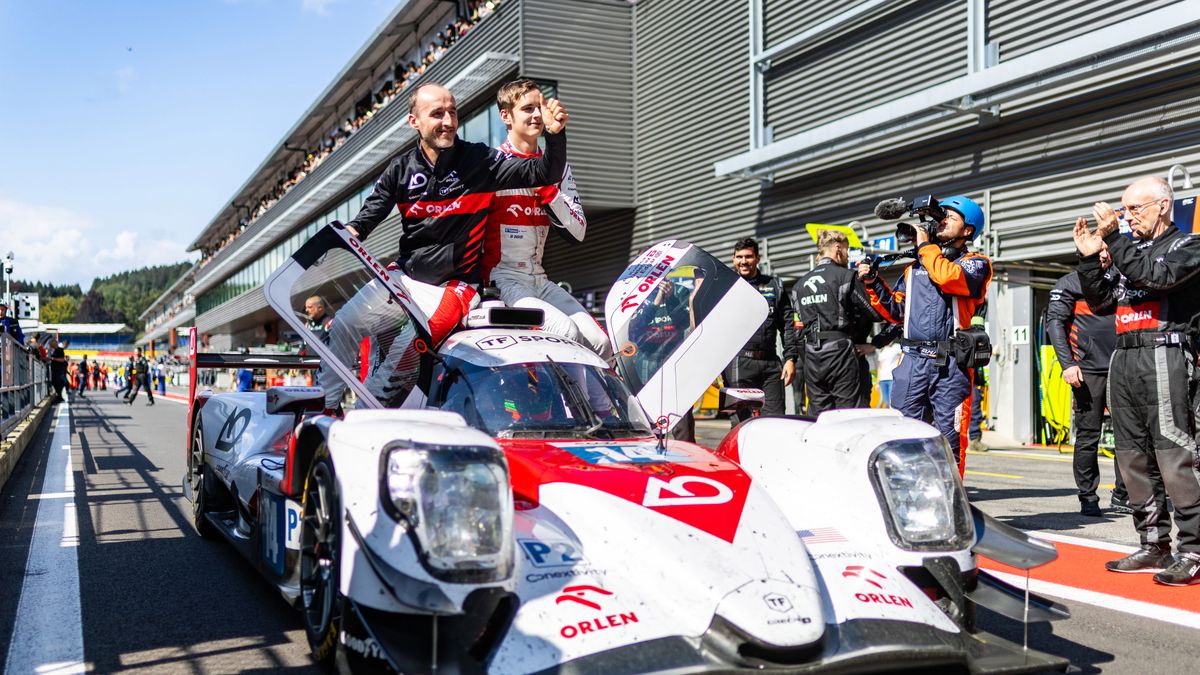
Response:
[1,333,49,439]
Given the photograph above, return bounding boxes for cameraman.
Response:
[858,196,992,471]
[792,230,881,413]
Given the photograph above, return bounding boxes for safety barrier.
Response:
[1,332,50,440]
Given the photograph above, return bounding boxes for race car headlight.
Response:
[870,438,974,551]
[381,442,513,582]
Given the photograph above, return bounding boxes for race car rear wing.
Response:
[185,326,322,451]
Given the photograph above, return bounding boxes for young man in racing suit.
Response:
[1074,175,1200,586]
[859,196,992,472]
[1045,249,1132,517]
[321,83,570,410]
[483,79,611,360]
[792,229,881,414]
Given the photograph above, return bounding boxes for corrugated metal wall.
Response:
[631,0,761,263]
[990,0,1182,60]
[521,0,634,211]
[765,0,967,138]
[721,0,1200,280]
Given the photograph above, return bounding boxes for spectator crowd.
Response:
[198,0,503,268]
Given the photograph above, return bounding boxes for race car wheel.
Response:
[300,447,343,671]
[189,421,217,539]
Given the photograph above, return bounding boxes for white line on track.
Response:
[4,401,85,675]
[1028,530,1140,554]
[985,568,1200,630]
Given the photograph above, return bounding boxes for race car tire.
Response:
[300,446,343,671]
[189,421,217,539]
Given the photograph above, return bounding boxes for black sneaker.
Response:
[1081,501,1104,517]
[1109,496,1135,515]
[1105,546,1174,573]
[1154,553,1200,586]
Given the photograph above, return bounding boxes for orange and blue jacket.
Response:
[865,242,992,341]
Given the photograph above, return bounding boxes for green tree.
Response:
[42,295,81,323]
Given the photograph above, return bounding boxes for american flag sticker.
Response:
[798,527,848,545]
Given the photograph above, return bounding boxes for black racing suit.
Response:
[1046,270,1128,505]
[791,258,881,414]
[127,356,154,404]
[348,133,566,286]
[1079,226,1200,555]
[724,273,799,420]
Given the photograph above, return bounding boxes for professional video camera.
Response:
[874,195,948,245]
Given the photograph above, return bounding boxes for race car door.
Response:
[263,223,434,410]
[605,240,768,432]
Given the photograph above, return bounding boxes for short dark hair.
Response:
[733,237,759,256]
[407,82,442,114]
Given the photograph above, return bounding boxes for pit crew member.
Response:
[858,196,992,470]
[725,237,799,421]
[791,229,881,414]
[1045,250,1130,517]
[1074,175,1200,586]
[483,79,610,360]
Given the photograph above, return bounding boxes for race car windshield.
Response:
[438,361,654,438]
[609,253,733,395]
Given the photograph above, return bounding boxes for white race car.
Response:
[184,224,1071,674]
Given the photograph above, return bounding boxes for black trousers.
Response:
[1071,371,1128,503]
[1109,345,1200,553]
[128,375,155,404]
[792,350,808,415]
[802,339,861,415]
[725,355,784,421]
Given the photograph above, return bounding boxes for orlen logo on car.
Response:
[842,565,913,609]
[618,255,676,312]
[347,237,411,303]
[555,585,639,639]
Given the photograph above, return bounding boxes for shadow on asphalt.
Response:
[977,607,1114,674]
[70,396,319,673]
[966,486,1078,502]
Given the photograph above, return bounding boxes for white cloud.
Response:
[114,65,135,95]
[0,197,195,290]
[301,0,340,15]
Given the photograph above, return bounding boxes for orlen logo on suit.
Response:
[619,255,676,312]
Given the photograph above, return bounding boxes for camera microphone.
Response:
[874,198,909,220]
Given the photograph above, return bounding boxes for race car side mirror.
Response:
[718,387,765,415]
[266,386,326,416]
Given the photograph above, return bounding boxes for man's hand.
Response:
[1092,202,1121,238]
[915,223,932,246]
[855,344,876,357]
[540,94,569,134]
[781,360,795,386]
[1062,365,1084,388]
[1073,216,1104,257]
[344,224,360,238]
[856,260,874,281]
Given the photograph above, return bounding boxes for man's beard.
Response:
[423,128,456,150]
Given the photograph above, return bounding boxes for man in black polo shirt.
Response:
[724,237,799,421]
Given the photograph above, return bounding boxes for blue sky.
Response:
[0,0,396,288]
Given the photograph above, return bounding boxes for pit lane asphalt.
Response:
[1,400,1195,674]
[0,394,318,674]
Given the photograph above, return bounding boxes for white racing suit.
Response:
[485,141,612,361]
[320,269,478,410]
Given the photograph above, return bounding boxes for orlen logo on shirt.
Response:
[422,199,462,215]
[1116,301,1159,332]
[507,204,546,218]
